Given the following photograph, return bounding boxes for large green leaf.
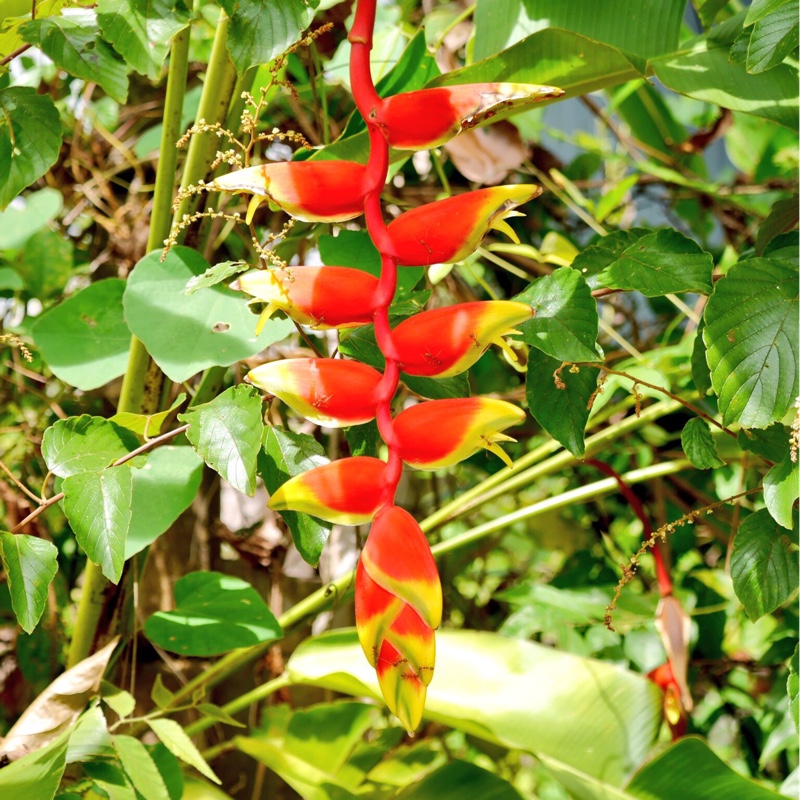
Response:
[703,258,798,428]
[21,11,129,103]
[123,247,293,383]
[144,571,281,657]
[0,187,62,251]
[63,467,134,583]
[97,0,190,80]
[179,385,264,497]
[764,456,799,531]
[571,228,652,290]
[730,509,799,622]
[745,0,799,74]
[41,415,138,478]
[0,730,69,799]
[260,426,331,567]
[287,629,661,785]
[31,279,132,391]
[218,0,314,75]
[396,761,523,800]
[516,267,600,363]
[18,229,74,298]
[0,89,61,210]
[473,0,684,65]
[125,446,204,559]
[0,531,58,633]
[526,348,598,457]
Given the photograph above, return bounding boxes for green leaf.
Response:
[123,247,293,383]
[178,385,264,497]
[755,195,799,256]
[737,423,790,463]
[764,457,799,530]
[571,228,652,290]
[691,321,712,396]
[184,260,249,295]
[67,705,115,763]
[730,508,799,621]
[21,11,129,103]
[31,279,132,391]
[111,392,187,438]
[146,718,220,785]
[260,426,331,567]
[598,230,714,296]
[144,571,282,657]
[681,417,725,470]
[344,420,381,459]
[0,187,62,251]
[101,681,136,719]
[195,704,245,728]
[703,258,798,428]
[0,266,23,290]
[42,415,138,478]
[0,730,69,799]
[97,0,190,80]
[526,349,597,457]
[63,467,133,583]
[17,228,74,298]
[789,644,799,732]
[699,0,730,27]
[746,0,790,25]
[397,761,523,800]
[150,674,174,710]
[288,629,660,785]
[218,0,314,75]
[125,446,204,559]
[746,1,799,73]
[114,734,170,800]
[0,531,58,633]
[0,89,62,211]
[83,761,137,799]
[516,268,600,362]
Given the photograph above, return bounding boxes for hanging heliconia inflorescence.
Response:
[214,0,563,732]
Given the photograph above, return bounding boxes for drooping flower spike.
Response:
[387,184,541,266]
[237,266,379,332]
[393,300,533,378]
[268,456,386,525]
[394,397,525,469]
[379,83,564,150]
[355,505,442,732]
[247,359,382,428]
[214,160,368,223]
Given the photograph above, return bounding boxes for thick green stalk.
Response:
[67,26,193,670]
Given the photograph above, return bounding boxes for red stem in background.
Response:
[349,0,401,504]
[586,458,673,596]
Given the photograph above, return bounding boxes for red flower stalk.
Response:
[392,300,533,377]
[268,457,386,525]
[247,359,382,427]
[387,185,541,266]
[355,505,441,732]
[237,266,379,332]
[394,397,525,469]
[377,83,565,150]
[214,160,368,223]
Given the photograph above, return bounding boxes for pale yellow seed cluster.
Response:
[0,333,33,362]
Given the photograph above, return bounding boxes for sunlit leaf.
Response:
[0,730,69,799]
[114,734,170,800]
[147,718,221,785]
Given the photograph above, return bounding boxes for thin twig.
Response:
[0,460,42,504]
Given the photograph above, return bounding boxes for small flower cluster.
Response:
[214,0,562,731]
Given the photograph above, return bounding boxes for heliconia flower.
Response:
[393,300,532,378]
[647,661,687,739]
[268,457,385,525]
[393,397,525,469]
[379,83,564,150]
[247,358,382,427]
[355,505,442,732]
[237,266,379,333]
[213,160,368,223]
[387,185,540,266]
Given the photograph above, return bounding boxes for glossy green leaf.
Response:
[63,467,133,583]
[0,531,58,633]
[0,730,69,799]
[737,423,790,463]
[114,734,170,800]
[123,247,293,383]
[746,0,790,25]
[218,0,314,75]
[31,279,132,391]
[703,258,798,428]
[97,0,190,80]
[745,1,799,74]
[179,385,263,497]
[681,418,725,470]
[147,719,221,785]
[288,629,661,785]
[21,11,129,103]
[0,188,62,250]
[571,228,652,290]
[730,509,799,621]
[260,426,331,567]
[144,571,281,657]
[0,89,61,211]
[67,705,115,763]
[526,349,597,457]
[184,260,248,295]
[517,267,600,363]
[42,415,138,478]
[124,446,204,559]
[755,196,799,256]
[764,456,799,530]
[598,230,714,296]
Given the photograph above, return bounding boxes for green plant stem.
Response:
[65,560,109,669]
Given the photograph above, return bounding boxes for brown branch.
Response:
[0,43,32,67]
[0,460,42,504]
